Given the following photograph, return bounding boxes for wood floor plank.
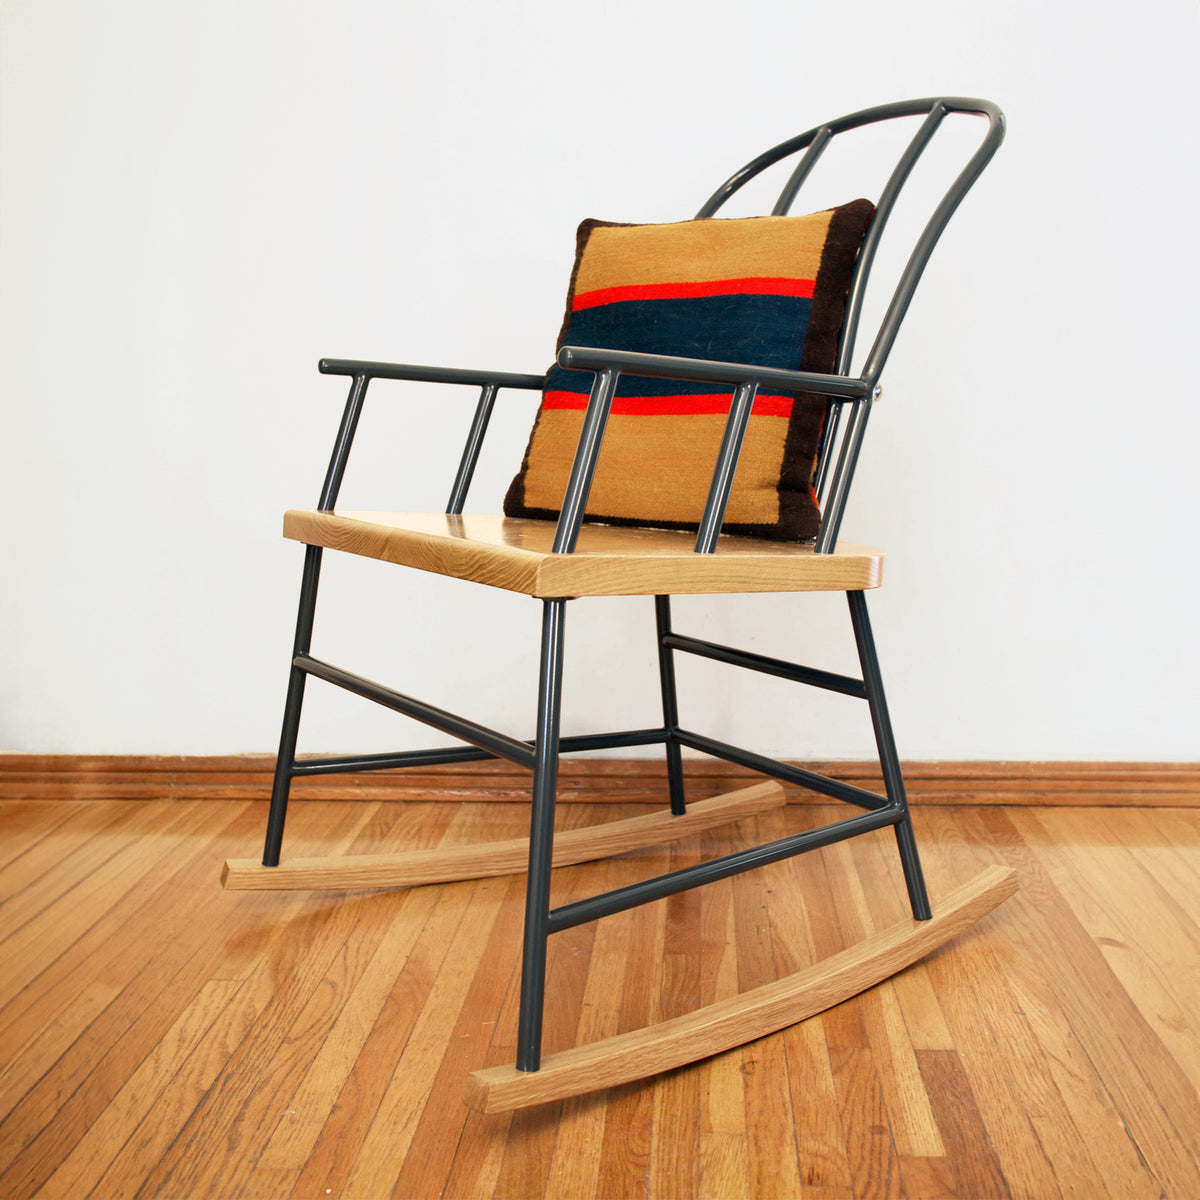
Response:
[978,807,1200,1200]
[287,880,519,1200]
[1017,808,1200,1094]
[692,828,753,1200]
[1004,960,1163,1200]
[920,941,1061,1200]
[33,978,244,1199]
[492,1104,563,1200]
[243,887,442,1185]
[0,801,211,1008]
[0,802,254,1054]
[915,1049,1010,1200]
[437,1106,514,1200]
[59,803,396,1200]
[647,1066,701,1200]
[543,859,641,1200]
[0,800,125,897]
[831,1045,905,1200]
[34,804,232,937]
[284,887,477,1200]
[780,1018,857,1200]
[724,812,805,1200]
[121,891,398,1200]
[0,980,123,1127]
[430,848,597,1200]
[827,838,946,1163]
[920,804,1190,1200]
[0,804,269,1190]
[809,841,905,1200]
[742,1038,803,1199]
[885,963,954,1053]
[0,800,158,923]
[596,840,671,1200]
[907,808,1070,1200]
[283,883,478,1200]
[647,840,704,1200]
[337,877,512,1200]
[952,935,1110,1200]
[598,1081,658,1200]
[0,800,81,871]
[84,950,307,1200]
[1142,805,1200,883]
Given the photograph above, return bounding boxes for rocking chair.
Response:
[223,96,1018,1112]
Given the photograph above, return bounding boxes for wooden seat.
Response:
[283,510,884,597]
[224,97,1017,1112]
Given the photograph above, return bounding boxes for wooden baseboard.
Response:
[0,754,1195,806]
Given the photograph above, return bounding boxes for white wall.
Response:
[2,0,1197,761]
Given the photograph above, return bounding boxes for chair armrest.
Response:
[556,346,871,400]
[313,358,545,514]
[319,358,545,391]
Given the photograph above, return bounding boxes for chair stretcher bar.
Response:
[662,633,868,698]
[546,804,902,934]
[677,729,890,811]
[288,728,670,778]
[295,653,536,769]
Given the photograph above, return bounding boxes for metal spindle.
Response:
[695,380,758,553]
[318,374,369,511]
[446,383,498,514]
[551,368,620,554]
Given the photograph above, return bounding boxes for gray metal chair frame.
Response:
[229,97,1012,1109]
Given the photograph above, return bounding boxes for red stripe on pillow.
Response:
[572,277,816,311]
[542,390,794,418]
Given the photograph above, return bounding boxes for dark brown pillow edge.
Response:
[774,198,876,541]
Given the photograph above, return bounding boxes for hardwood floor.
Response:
[0,793,1196,1199]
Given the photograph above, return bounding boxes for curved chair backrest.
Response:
[698,97,1005,550]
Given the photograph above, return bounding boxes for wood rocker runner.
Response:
[224,97,1017,1111]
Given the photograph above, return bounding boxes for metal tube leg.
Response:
[262,545,324,867]
[516,598,568,1073]
[846,590,932,921]
[654,596,688,816]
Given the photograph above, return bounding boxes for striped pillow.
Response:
[504,201,874,541]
